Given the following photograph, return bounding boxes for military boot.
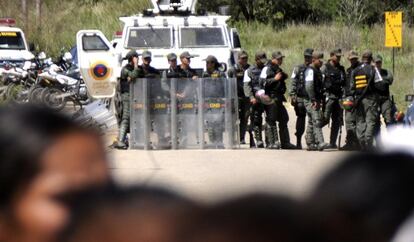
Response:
[279,126,296,150]
[208,127,216,146]
[296,135,302,150]
[111,121,129,150]
[266,125,280,150]
[253,126,264,148]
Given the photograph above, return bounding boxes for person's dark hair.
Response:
[0,105,101,212]
[307,152,414,242]
[60,186,200,242]
[185,193,318,242]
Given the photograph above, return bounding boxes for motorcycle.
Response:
[36,52,89,111]
[0,60,36,103]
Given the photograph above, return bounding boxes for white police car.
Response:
[0,18,34,66]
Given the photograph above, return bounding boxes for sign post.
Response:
[385,11,403,75]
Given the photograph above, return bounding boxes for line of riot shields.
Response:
[130,77,239,150]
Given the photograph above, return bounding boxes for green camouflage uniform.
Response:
[350,62,383,149]
[260,62,295,149]
[116,63,135,147]
[343,61,361,150]
[375,68,394,127]
[243,64,266,148]
[304,65,326,149]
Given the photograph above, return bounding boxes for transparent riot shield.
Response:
[171,78,200,149]
[130,78,149,149]
[199,77,239,149]
[148,78,172,149]
[130,77,239,150]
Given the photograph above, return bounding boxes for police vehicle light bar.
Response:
[0,18,16,27]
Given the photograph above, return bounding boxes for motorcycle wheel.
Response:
[5,83,27,104]
[28,86,44,105]
[41,87,67,111]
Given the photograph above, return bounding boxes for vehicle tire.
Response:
[41,87,67,111]
[28,86,44,105]
[5,83,27,104]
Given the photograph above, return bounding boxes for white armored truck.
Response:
[76,0,241,99]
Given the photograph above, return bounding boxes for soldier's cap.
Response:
[203,55,218,63]
[348,50,359,60]
[362,50,373,59]
[142,50,152,59]
[304,48,314,57]
[125,50,140,60]
[271,51,285,59]
[374,54,383,63]
[312,51,324,59]
[330,48,343,57]
[180,51,194,59]
[255,51,268,64]
[167,53,177,61]
[239,50,248,58]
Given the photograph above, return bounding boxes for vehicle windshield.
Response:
[127,27,172,48]
[180,27,226,48]
[0,32,26,50]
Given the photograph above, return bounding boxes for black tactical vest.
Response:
[308,66,324,100]
[353,64,375,97]
[323,62,345,96]
[248,65,264,90]
[232,64,250,98]
[375,69,391,97]
[296,64,308,98]
[264,64,287,99]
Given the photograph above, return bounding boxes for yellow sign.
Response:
[385,11,403,48]
[0,32,17,37]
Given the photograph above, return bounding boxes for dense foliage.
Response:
[199,0,413,26]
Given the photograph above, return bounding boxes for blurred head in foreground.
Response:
[0,105,110,242]
[61,186,199,242]
[185,193,317,242]
[307,152,414,242]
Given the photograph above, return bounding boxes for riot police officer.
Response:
[140,51,165,147]
[259,51,296,149]
[341,50,360,151]
[163,53,180,79]
[321,48,346,149]
[304,52,328,151]
[228,50,251,144]
[162,52,198,148]
[349,51,383,150]
[374,54,394,132]
[243,51,268,148]
[111,50,140,149]
[139,51,160,78]
[290,48,314,149]
[202,55,226,147]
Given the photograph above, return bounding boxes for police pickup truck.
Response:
[0,18,34,69]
